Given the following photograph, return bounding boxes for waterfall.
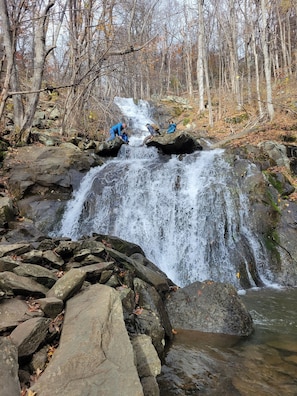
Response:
[56,98,274,288]
[114,97,155,146]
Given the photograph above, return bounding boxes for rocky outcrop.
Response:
[2,144,103,234]
[0,234,253,395]
[165,280,253,336]
[95,135,126,156]
[145,130,203,155]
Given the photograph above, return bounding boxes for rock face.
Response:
[165,280,254,336]
[0,235,253,395]
[2,144,103,234]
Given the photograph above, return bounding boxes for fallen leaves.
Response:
[26,298,42,313]
[55,270,64,278]
[21,389,36,396]
[49,311,64,334]
[133,307,143,315]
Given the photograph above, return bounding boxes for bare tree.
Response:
[260,0,274,120]
[0,0,56,143]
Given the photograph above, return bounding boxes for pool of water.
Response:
[157,287,297,395]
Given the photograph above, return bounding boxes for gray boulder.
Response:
[37,296,64,318]
[10,317,51,357]
[95,136,125,157]
[132,334,161,396]
[0,337,21,396]
[46,268,86,301]
[3,144,102,233]
[0,271,48,296]
[258,141,291,169]
[165,280,253,336]
[0,298,31,332]
[30,284,144,396]
[13,263,57,288]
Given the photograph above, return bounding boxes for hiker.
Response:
[107,122,127,141]
[167,121,177,134]
[120,130,129,144]
[143,123,160,144]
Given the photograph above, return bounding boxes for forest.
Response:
[0,0,297,144]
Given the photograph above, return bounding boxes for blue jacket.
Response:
[167,123,177,134]
[111,123,124,136]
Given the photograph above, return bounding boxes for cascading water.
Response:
[114,97,155,146]
[56,98,274,288]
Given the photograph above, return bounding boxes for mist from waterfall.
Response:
[56,98,274,288]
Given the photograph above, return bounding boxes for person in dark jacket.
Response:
[167,121,177,134]
[143,123,160,144]
[107,122,127,141]
[120,131,129,144]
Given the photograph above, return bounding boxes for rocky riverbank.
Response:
[0,234,253,396]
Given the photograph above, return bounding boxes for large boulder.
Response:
[258,141,291,169]
[146,131,203,155]
[165,280,253,336]
[3,144,103,233]
[30,284,144,396]
[95,136,125,157]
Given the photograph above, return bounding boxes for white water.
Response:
[56,98,274,288]
[114,97,155,146]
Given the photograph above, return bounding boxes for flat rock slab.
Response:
[30,284,144,396]
[0,298,31,332]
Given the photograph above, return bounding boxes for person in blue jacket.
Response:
[107,122,127,141]
[167,121,177,134]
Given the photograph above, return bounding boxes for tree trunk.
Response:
[197,0,205,113]
[0,0,24,130]
[19,1,56,143]
[260,0,274,120]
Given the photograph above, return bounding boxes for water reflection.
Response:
[158,288,297,395]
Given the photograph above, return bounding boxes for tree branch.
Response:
[108,35,158,56]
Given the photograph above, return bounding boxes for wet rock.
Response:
[95,136,125,157]
[165,280,253,336]
[146,131,203,155]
